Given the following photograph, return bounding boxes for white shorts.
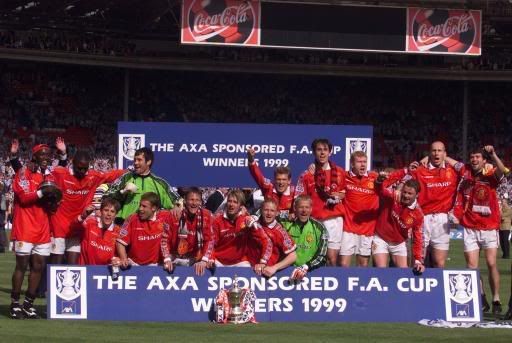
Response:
[214,260,251,267]
[322,217,343,250]
[340,231,372,256]
[14,241,51,256]
[463,228,499,252]
[51,237,81,254]
[423,213,450,251]
[371,235,407,256]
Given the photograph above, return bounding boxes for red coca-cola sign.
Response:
[407,8,481,55]
[182,0,260,46]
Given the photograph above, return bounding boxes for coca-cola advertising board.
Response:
[181,1,481,56]
[181,0,260,46]
[407,8,481,55]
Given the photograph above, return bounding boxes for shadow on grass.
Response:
[0,304,47,320]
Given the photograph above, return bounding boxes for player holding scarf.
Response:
[160,187,215,276]
[296,138,346,266]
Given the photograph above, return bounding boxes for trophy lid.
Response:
[230,275,241,292]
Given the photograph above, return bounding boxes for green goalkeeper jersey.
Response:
[106,171,179,221]
[281,218,328,270]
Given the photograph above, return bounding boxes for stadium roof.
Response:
[0,0,508,37]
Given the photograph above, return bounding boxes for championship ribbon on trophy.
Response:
[215,275,257,324]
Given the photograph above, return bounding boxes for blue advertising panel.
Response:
[48,266,481,323]
[117,122,373,187]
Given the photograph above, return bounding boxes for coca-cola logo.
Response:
[182,0,260,45]
[408,8,481,55]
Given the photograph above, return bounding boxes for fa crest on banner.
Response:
[50,266,88,319]
[443,270,480,322]
[345,138,372,171]
[118,134,145,169]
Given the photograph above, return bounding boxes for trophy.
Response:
[215,275,257,324]
[38,181,62,214]
[227,276,243,323]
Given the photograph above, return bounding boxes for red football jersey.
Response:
[160,208,215,262]
[402,163,462,215]
[343,171,379,236]
[51,167,125,238]
[454,166,500,230]
[375,184,424,262]
[117,212,167,265]
[12,166,51,244]
[295,163,346,220]
[75,215,121,265]
[212,212,272,265]
[247,220,296,266]
[249,162,295,215]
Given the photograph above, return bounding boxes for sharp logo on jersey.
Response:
[50,266,88,319]
[426,182,452,188]
[137,234,162,241]
[118,134,145,169]
[66,189,90,195]
[345,138,372,172]
[443,270,480,322]
[407,8,481,55]
[181,0,260,46]
[90,241,113,252]
[346,184,374,194]
[391,210,409,230]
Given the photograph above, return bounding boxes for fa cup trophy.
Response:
[38,180,62,214]
[227,276,243,323]
[215,275,257,324]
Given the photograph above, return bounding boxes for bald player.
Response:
[404,141,464,268]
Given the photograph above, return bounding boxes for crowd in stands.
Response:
[1,28,512,71]
[0,30,135,56]
[1,63,511,172]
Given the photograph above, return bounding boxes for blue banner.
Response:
[117,122,373,187]
[48,266,481,322]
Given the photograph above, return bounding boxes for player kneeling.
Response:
[72,197,121,265]
[115,192,167,267]
[247,198,297,277]
[372,177,425,274]
[281,195,328,282]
